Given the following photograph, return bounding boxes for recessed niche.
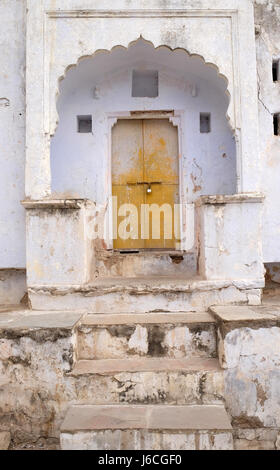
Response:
[273,113,280,136]
[272,60,280,82]
[132,70,159,97]
[200,113,211,133]
[77,115,92,133]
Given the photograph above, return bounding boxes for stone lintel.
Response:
[195,193,264,207]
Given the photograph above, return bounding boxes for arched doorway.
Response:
[51,38,236,255]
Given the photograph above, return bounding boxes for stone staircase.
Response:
[60,311,233,450]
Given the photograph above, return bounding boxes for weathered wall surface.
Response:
[0,0,26,269]
[0,269,26,305]
[1,311,280,449]
[223,326,280,429]
[254,0,280,263]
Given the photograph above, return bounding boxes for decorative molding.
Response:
[195,193,265,207]
[21,199,92,210]
[46,9,237,19]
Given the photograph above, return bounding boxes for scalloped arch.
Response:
[52,36,232,136]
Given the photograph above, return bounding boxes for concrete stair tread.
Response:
[210,305,280,322]
[61,404,232,431]
[81,312,215,326]
[0,309,84,330]
[71,357,221,375]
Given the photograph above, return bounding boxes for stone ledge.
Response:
[71,357,222,376]
[61,405,232,432]
[209,305,280,335]
[21,198,94,210]
[0,309,84,333]
[28,277,265,295]
[82,312,216,326]
[195,193,264,207]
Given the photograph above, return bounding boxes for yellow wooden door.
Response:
[112,118,179,250]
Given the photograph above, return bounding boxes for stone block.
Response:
[76,320,216,360]
[24,200,93,286]
[234,439,275,451]
[197,194,264,282]
[0,432,11,450]
[199,431,233,450]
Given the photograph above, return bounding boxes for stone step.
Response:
[76,312,217,360]
[28,277,262,312]
[95,250,197,278]
[72,357,221,375]
[70,357,224,405]
[60,404,233,450]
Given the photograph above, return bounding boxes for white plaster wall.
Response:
[254,0,280,263]
[51,41,236,205]
[0,0,26,268]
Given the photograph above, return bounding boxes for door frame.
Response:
[105,110,186,251]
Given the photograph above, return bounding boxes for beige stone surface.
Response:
[83,312,215,325]
[149,405,232,430]
[210,305,278,322]
[0,310,84,330]
[60,429,233,450]
[72,357,222,375]
[199,431,234,450]
[61,404,232,431]
[234,439,275,451]
[0,431,11,450]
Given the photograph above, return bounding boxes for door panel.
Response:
[112,184,144,250]
[112,119,143,185]
[112,118,180,250]
[112,119,144,250]
[143,119,179,184]
[143,184,180,249]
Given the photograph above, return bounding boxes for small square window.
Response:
[132,70,159,98]
[77,115,92,133]
[274,113,280,136]
[200,113,211,133]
